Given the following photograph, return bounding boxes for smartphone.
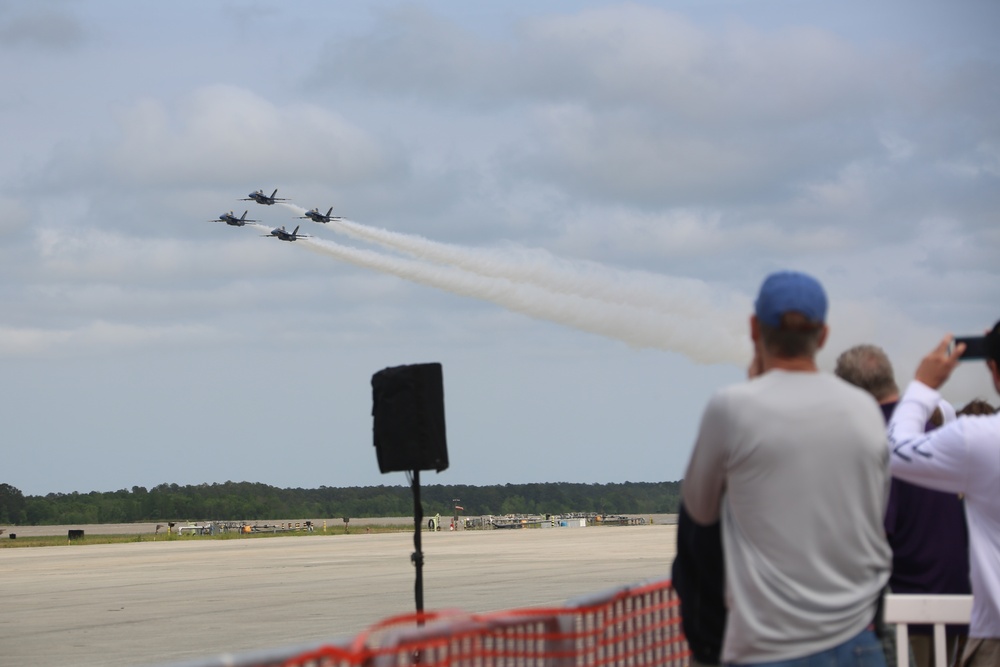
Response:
[954,335,988,360]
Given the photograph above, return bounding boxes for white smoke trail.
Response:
[278,203,746,322]
[254,222,749,364]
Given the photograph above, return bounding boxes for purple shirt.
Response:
[883,478,971,597]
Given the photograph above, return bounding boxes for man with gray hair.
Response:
[836,344,970,667]
[835,344,900,406]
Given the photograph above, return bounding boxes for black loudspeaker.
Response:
[372,362,449,474]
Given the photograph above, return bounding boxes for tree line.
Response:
[0,480,682,526]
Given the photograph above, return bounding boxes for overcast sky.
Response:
[2,1,998,498]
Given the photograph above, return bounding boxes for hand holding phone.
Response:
[953,336,988,361]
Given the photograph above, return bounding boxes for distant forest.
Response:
[0,481,682,526]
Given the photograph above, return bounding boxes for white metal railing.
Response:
[884,594,973,667]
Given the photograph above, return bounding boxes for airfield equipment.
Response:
[371,362,449,620]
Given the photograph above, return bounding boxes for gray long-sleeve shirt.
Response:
[683,370,891,664]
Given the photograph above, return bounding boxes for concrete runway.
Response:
[0,523,678,667]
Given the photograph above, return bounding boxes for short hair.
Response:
[834,344,899,402]
[958,399,997,416]
[758,313,825,359]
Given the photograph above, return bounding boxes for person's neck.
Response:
[879,393,900,405]
[764,356,818,372]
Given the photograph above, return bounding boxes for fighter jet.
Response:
[299,207,343,224]
[263,225,309,242]
[212,210,258,226]
[242,189,288,206]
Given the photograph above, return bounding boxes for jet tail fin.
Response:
[292,225,300,236]
[326,207,333,217]
[271,189,278,199]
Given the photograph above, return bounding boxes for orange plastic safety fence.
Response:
[281,580,691,667]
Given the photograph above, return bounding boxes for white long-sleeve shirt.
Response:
[888,380,1000,638]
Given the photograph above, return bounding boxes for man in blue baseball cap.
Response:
[750,270,829,371]
[682,270,891,666]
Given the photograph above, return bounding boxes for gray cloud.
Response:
[30,85,400,195]
[312,5,881,119]
[307,3,999,245]
[0,8,87,51]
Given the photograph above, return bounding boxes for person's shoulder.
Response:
[957,410,1000,436]
[823,375,887,425]
[831,374,885,408]
[698,380,755,419]
[823,372,879,401]
[709,377,759,402]
[940,412,1000,469]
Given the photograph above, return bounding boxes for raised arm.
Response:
[887,336,970,494]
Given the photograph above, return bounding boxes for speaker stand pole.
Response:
[410,469,424,625]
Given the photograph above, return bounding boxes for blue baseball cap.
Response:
[755,270,828,328]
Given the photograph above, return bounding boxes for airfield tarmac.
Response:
[0,522,678,667]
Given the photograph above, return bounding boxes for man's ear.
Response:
[750,315,760,344]
[816,324,830,351]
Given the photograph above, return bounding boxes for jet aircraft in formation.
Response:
[210,190,336,241]
[263,225,309,242]
[242,188,287,206]
[212,210,258,226]
[299,207,343,223]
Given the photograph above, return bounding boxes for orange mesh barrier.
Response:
[281,579,690,667]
